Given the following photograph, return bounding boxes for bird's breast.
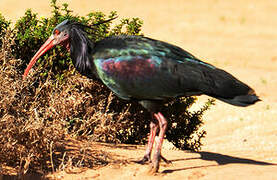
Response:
[100,56,160,77]
[94,56,163,100]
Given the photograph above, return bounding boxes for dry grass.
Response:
[0,31,114,176]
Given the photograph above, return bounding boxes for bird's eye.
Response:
[54,29,60,35]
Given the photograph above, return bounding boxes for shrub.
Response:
[0,40,111,174]
[13,0,143,80]
[0,0,214,175]
[0,13,10,47]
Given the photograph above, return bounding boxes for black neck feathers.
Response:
[69,26,95,77]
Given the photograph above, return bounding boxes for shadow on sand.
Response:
[162,151,276,173]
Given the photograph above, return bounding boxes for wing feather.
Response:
[92,35,215,100]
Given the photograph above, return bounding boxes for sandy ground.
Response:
[1,0,277,179]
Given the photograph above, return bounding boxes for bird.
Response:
[23,18,260,173]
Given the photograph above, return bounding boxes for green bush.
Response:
[0,0,214,174]
[163,97,214,150]
[0,13,10,47]
[13,0,143,81]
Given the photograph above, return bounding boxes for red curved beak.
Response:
[23,35,55,79]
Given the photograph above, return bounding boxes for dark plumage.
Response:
[72,32,259,107]
[24,19,260,173]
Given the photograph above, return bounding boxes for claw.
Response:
[135,155,151,164]
[161,155,171,164]
[147,162,159,175]
[135,154,171,165]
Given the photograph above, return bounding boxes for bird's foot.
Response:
[134,155,151,164]
[160,155,172,164]
[147,156,160,174]
[135,154,170,165]
[147,155,171,174]
[147,165,159,175]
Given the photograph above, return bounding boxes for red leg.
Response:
[149,112,168,173]
[137,113,158,164]
[141,121,158,163]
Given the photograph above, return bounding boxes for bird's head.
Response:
[23,17,116,79]
[23,19,71,78]
[52,19,71,50]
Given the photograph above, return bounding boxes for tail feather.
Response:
[200,67,261,107]
[216,94,261,107]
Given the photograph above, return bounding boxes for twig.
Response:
[50,141,54,173]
